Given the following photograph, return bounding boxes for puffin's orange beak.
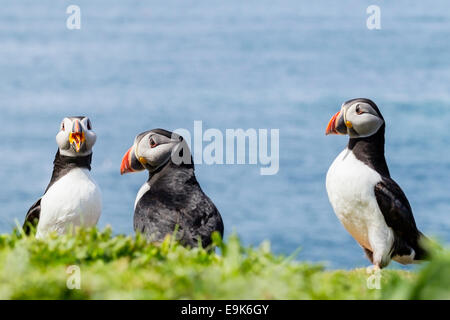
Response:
[326,110,345,135]
[120,145,146,175]
[120,147,134,175]
[69,120,86,152]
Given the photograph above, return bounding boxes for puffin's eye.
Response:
[61,122,65,131]
[356,106,363,115]
[87,119,92,130]
[149,137,158,148]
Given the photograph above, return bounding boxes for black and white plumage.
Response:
[120,129,224,248]
[23,116,102,238]
[325,98,428,268]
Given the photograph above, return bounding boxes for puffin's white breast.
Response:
[326,149,393,252]
[135,182,150,210]
[37,168,102,238]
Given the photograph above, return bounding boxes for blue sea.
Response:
[0,0,449,269]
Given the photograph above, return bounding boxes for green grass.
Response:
[0,227,448,299]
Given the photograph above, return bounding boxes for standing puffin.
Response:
[120,129,224,248]
[23,116,102,238]
[325,98,428,269]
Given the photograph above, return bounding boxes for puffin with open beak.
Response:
[23,116,102,238]
[120,128,224,248]
[325,98,428,269]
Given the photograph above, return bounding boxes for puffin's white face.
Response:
[120,129,189,175]
[56,116,97,157]
[326,99,384,138]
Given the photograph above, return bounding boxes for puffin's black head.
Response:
[56,116,96,156]
[120,128,192,175]
[326,98,385,138]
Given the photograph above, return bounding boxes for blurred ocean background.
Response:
[0,0,449,269]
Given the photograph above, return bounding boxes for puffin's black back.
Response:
[374,176,427,260]
[22,150,92,234]
[134,161,224,248]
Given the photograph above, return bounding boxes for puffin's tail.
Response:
[414,232,430,261]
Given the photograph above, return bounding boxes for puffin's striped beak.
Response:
[326,110,347,135]
[69,120,86,152]
[120,147,134,175]
[120,146,145,175]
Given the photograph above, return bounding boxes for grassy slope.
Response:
[0,228,448,299]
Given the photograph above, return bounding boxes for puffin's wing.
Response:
[134,194,182,243]
[23,198,41,235]
[135,184,223,247]
[374,177,425,257]
[185,190,224,247]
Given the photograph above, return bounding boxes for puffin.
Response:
[23,116,102,238]
[325,98,428,269]
[120,128,224,248]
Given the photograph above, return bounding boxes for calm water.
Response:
[0,0,449,269]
